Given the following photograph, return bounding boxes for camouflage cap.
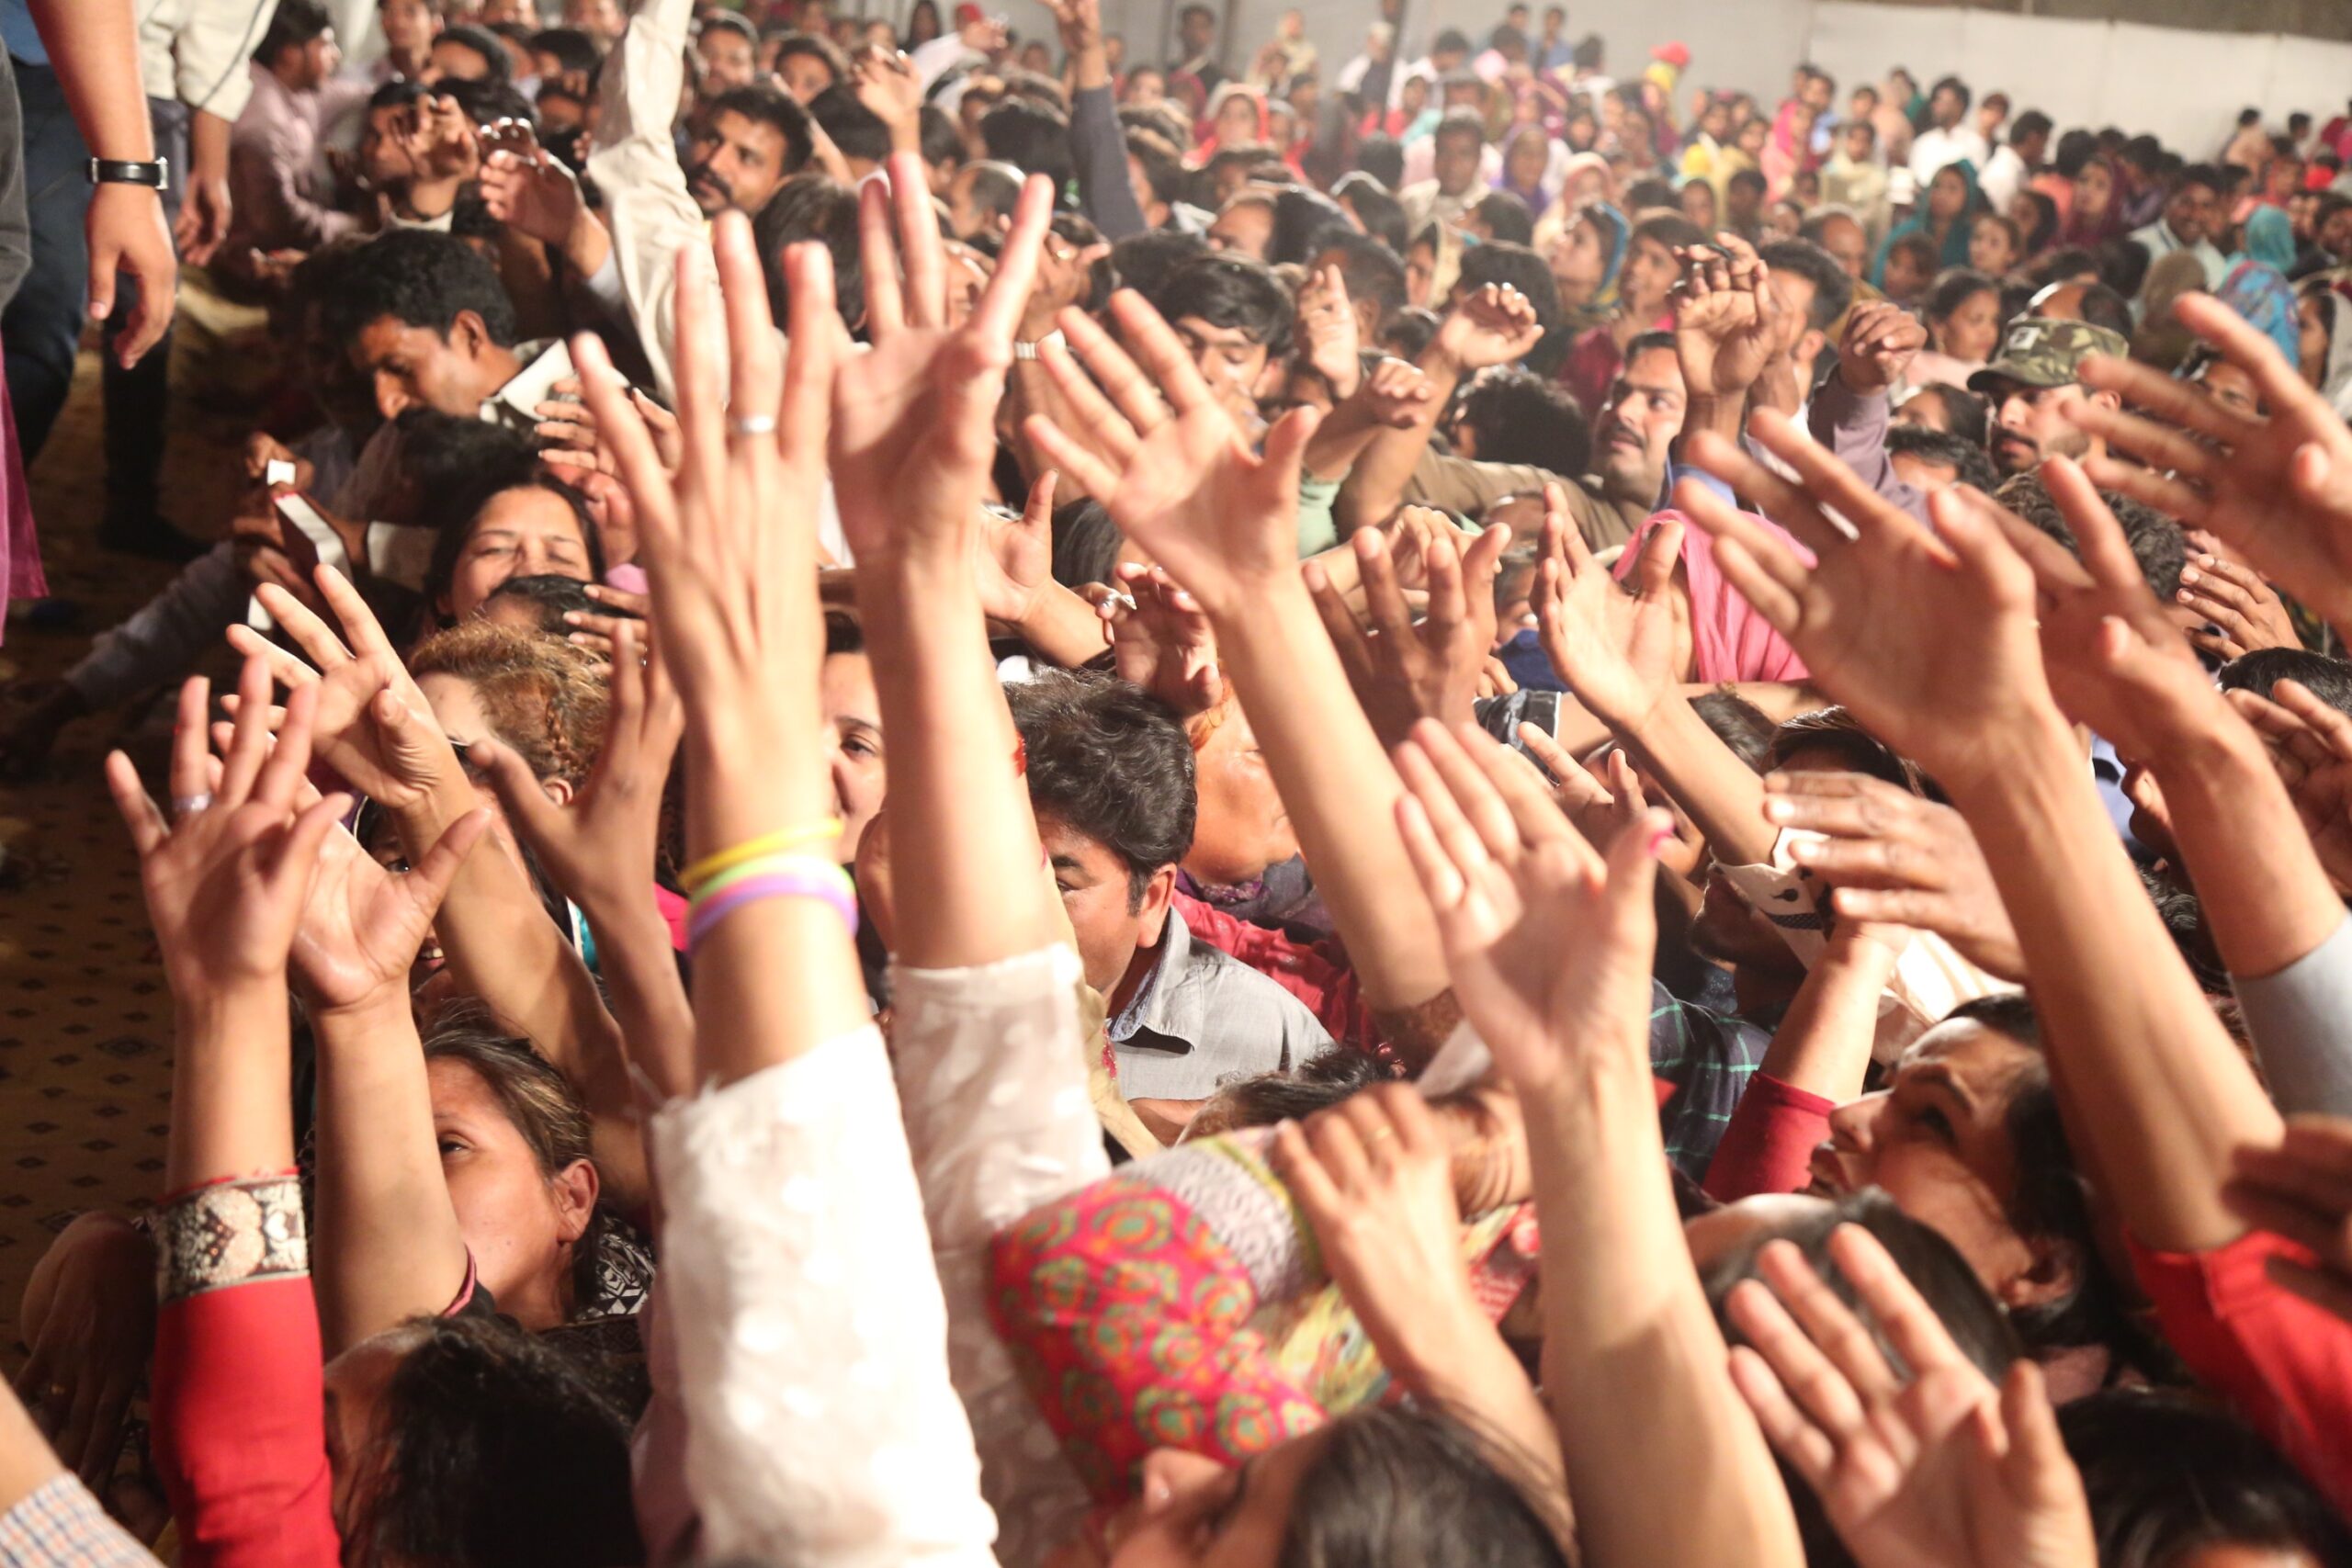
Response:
[1967,317,2131,394]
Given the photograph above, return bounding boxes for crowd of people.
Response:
[1,0,2351,1562]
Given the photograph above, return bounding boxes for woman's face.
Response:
[1126,70,1165,109]
[1216,95,1260,146]
[1548,219,1606,308]
[443,486,592,622]
[1049,1433,1333,1567]
[1928,167,1966,221]
[1566,112,1595,151]
[428,1056,596,1325]
[1968,217,2018,276]
[1398,75,1429,117]
[2299,293,2331,386]
[2199,359,2265,418]
[1808,1020,2056,1310]
[1185,704,1297,887]
[1404,240,1438,307]
[1767,200,1803,240]
[1894,385,1953,433]
[1679,181,1716,229]
[1935,286,2003,364]
[821,649,886,863]
[1566,164,1606,208]
[2076,161,2112,212]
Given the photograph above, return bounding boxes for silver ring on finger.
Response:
[727,413,778,437]
[171,793,213,818]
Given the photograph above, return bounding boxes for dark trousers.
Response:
[0,60,185,529]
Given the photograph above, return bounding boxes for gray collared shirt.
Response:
[1108,907,1335,1101]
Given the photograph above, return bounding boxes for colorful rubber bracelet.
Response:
[686,867,859,951]
[691,850,843,903]
[680,820,843,893]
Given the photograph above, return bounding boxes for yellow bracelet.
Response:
[680,821,844,892]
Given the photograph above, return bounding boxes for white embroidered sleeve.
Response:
[650,1029,1000,1568]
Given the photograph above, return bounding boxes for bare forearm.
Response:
[1012,580,1114,667]
[26,0,153,160]
[1619,695,1775,868]
[578,897,695,1104]
[1303,401,1384,482]
[1951,715,2281,1250]
[1214,584,1450,1007]
[1753,939,1897,1099]
[2154,727,2346,980]
[189,110,231,183]
[1335,358,1460,534]
[166,991,296,1191]
[1528,1051,1804,1568]
[856,545,1057,967]
[311,998,469,1354]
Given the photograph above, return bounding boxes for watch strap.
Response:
[88,157,169,192]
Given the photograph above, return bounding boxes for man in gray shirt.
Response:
[1007,667,1332,1142]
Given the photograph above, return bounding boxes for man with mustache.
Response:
[1968,316,2128,477]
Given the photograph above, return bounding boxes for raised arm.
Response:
[1677,416,2281,1253]
[1391,717,1804,1568]
[1028,287,1457,1054]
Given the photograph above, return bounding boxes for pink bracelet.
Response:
[685,866,859,953]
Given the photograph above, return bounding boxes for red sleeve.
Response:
[1703,1073,1836,1203]
[1170,891,1376,1051]
[2130,1229,2352,1517]
[151,1279,342,1568]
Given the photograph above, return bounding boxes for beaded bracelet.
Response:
[679,820,843,895]
[687,859,858,951]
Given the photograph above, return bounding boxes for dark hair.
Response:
[808,83,889,164]
[1330,172,1408,256]
[435,22,512,85]
[699,11,756,49]
[1378,305,1441,362]
[255,0,332,63]
[2094,236,2151,301]
[422,1010,594,1178]
[705,82,816,178]
[1768,705,1916,793]
[528,26,602,76]
[1691,689,1778,773]
[752,173,865,331]
[956,160,1027,228]
[1726,167,1769,200]
[327,228,519,350]
[1192,1046,1386,1133]
[1901,382,1990,448]
[1883,231,1941,287]
[1992,472,2186,599]
[2176,162,2227,197]
[1929,73,1972,110]
[1925,265,1999,331]
[1147,254,1294,358]
[771,28,847,82]
[2063,1391,2352,1568]
[1455,239,1563,373]
[483,572,614,634]
[1283,1407,1569,1568]
[982,96,1074,189]
[2011,189,2060,254]
[1432,28,1473,55]
[2051,128,2098,178]
[426,461,605,625]
[1308,225,1407,334]
[1125,131,1184,209]
[2218,649,2352,715]
[1630,212,1708,256]
[1355,133,1405,192]
[1110,228,1210,299]
[1049,497,1123,588]
[441,73,534,130]
[351,1314,643,1568]
[1472,190,1535,246]
[2011,108,2053,142]
[1622,327,1678,371]
[1268,187,1351,266]
[1758,239,1854,331]
[1432,107,1486,153]
[1886,423,2000,492]
[369,76,430,114]
[1006,668,1195,906]
[1455,367,1589,475]
[919,103,964,170]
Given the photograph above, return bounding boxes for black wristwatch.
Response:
[87,157,169,192]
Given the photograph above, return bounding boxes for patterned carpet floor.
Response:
[0,277,274,1353]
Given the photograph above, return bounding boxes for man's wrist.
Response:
[561,207,612,276]
[401,177,462,220]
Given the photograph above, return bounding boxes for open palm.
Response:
[1674,416,2052,791]
[291,808,486,1012]
[1390,717,1662,1091]
[1535,489,1682,728]
[1026,288,1317,616]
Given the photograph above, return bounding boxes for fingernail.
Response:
[1787,837,1819,862]
[2177,589,2195,604]
[1647,824,1677,859]
[2196,553,2216,566]
[2180,566,2200,583]
[562,611,582,625]
[1761,797,1792,820]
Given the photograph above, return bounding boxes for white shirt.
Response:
[1908,123,1990,186]
[136,0,269,118]
[1978,143,2028,213]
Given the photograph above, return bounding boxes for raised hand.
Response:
[1018,224,1111,344]
[1533,487,1682,730]
[2224,678,2352,886]
[480,131,587,248]
[290,789,488,1015]
[475,619,683,915]
[401,94,481,184]
[2075,292,2352,631]
[1391,716,1666,1091]
[850,45,924,144]
[1356,355,1437,427]
[1025,288,1319,616]
[225,567,451,811]
[1105,563,1225,717]
[1838,299,1927,396]
[2174,551,2301,662]
[2223,1116,2352,1322]
[1671,237,1782,400]
[975,469,1058,626]
[1956,458,2219,761]
[825,153,1054,565]
[1761,770,2025,980]
[106,658,350,998]
[1726,1227,2098,1568]
[1518,724,1651,852]
[1297,264,1363,400]
[1431,282,1544,372]
[1306,520,1512,749]
[1672,414,2052,793]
